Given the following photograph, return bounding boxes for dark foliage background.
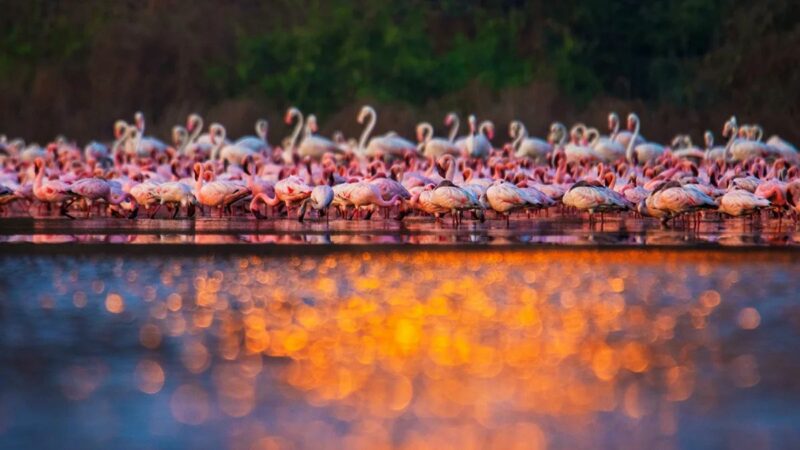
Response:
[1,0,798,144]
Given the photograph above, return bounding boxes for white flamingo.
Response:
[510,120,551,163]
[626,113,664,164]
[358,105,417,159]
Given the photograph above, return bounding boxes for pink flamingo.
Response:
[32,159,77,218]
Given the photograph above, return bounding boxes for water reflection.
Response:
[0,251,798,449]
[2,216,800,247]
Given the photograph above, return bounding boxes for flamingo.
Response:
[626,113,664,164]
[717,188,770,217]
[609,112,644,150]
[208,123,257,166]
[129,181,161,218]
[193,163,250,217]
[704,130,727,162]
[640,181,716,224]
[728,124,768,162]
[70,177,112,216]
[417,121,459,158]
[298,182,334,223]
[588,116,625,162]
[250,175,312,219]
[130,112,168,159]
[766,133,798,162]
[235,119,271,153]
[564,125,598,163]
[297,114,343,160]
[155,181,197,219]
[429,180,484,225]
[510,120,551,164]
[357,106,417,159]
[456,115,493,159]
[341,181,402,220]
[485,179,544,226]
[32,158,77,217]
[0,184,22,213]
[562,180,631,225]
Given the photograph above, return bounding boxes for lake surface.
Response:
[1,246,799,449]
[0,214,799,247]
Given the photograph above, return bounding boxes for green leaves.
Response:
[226,1,532,116]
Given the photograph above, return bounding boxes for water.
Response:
[1,248,798,449]
[1,215,799,246]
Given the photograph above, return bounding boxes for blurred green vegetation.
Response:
[0,0,798,142]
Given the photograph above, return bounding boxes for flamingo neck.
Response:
[358,109,376,152]
[724,125,738,159]
[626,118,640,163]
[189,117,203,144]
[290,112,304,150]
[512,123,527,151]
[211,126,227,160]
[448,116,459,143]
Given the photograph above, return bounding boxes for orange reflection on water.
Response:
[97,250,769,449]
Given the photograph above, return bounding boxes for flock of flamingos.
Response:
[0,105,798,228]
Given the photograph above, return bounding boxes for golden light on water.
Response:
[105,293,124,314]
[135,359,165,394]
[14,249,793,449]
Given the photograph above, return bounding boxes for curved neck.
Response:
[211,125,227,160]
[443,155,456,181]
[111,127,128,159]
[358,109,376,152]
[189,117,203,144]
[448,116,459,142]
[194,165,204,193]
[724,124,738,159]
[34,165,44,188]
[586,128,600,147]
[479,121,492,137]
[256,120,268,141]
[174,127,189,154]
[289,111,304,149]
[374,193,400,208]
[419,123,433,144]
[512,122,527,150]
[556,124,567,146]
[626,117,640,163]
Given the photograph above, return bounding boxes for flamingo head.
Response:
[285,107,300,125]
[33,157,44,174]
[357,106,374,124]
[134,112,145,131]
[186,113,200,132]
[484,123,495,140]
[607,112,619,131]
[444,112,457,127]
[307,115,319,133]
[415,124,426,143]
[626,113,638,131]
[192,162,203,181]
[114,120,128,139]
[467,115,477,132]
